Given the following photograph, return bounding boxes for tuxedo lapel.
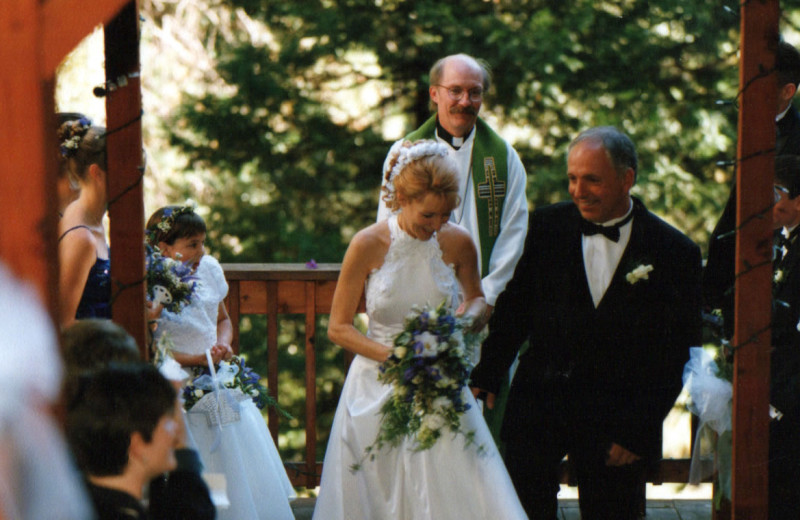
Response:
[564,208,597,314]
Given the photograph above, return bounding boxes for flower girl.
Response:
[147,205,295,520]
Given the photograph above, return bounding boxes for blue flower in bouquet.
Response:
[182,354,292,419]
[145,244,197,313]
[352,299,484,472]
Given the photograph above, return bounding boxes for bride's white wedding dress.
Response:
[313,215,527,520]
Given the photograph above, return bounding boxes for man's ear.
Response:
[781,82,797,104]
[429,85,440,106]
[623,167,636,192]
[128,431,146,464]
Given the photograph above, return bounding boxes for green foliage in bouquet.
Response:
[352,300,483,472]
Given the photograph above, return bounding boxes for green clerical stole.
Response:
[405,116,508,277]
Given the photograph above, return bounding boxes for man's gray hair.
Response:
[568,126,638,181]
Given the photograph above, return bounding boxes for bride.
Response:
[313,139,527,519]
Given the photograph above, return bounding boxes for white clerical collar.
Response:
[777,104,792,123]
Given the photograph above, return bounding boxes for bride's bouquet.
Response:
[352,300,483,471]
[145,244,197,313]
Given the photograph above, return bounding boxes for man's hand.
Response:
[606,443,640,466]
[471,387,496,409]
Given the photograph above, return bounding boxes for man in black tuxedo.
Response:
[704,40,800,337]
[470,126,702,520]
[769,155,800,519]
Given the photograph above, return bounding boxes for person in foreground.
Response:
[0,262,92,520]
[314,139,527,520]
[470,126,702,520]
[147,205,296,520]
[61,318,216,520]
[65,363,179,520]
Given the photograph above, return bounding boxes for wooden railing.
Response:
[222,263,705,490]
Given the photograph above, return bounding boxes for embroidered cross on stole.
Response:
[406,116,508,277]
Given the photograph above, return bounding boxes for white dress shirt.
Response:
[583,201,634,307]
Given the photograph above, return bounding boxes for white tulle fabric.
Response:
[158,255,296,520]
[313,215,528,520]
[0,263,93,520]
[682,346,733,484]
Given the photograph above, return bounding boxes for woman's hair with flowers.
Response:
[57,115,107,182]
[381,139,461,212]
[146,204,207,247]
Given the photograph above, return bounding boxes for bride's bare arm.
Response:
[441,225,488,332]
[328,224,392,362]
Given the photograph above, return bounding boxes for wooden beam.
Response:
[41,0,131,76]
[0,0,58,304]
[731,1,779,518]
[105,2,147,353]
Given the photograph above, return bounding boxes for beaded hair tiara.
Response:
[383,140,449,203]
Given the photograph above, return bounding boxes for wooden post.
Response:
[731,1,779,518]
[0,0,57,305]
[105,1,147,353]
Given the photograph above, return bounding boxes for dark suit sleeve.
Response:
[148,448,216,520]
[703,185,736,338]
[470,211,540,394]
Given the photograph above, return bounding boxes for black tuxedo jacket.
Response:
[703,104,800,335]
[471,198,702,459]
[772,228,800,417]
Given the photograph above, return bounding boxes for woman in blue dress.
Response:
[57,116,111,327]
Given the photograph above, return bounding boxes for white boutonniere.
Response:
[775,269,785,283]
[626,264,654,285]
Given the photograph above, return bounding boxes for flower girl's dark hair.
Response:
[146,205,207,247]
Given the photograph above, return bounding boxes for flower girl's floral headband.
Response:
[382,140,449,205]
[58,117,93,158]
[146,202,197,246]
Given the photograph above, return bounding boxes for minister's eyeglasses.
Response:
[434,85,484,102]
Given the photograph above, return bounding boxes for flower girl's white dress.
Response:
[313,215,527,520]
[157,255,296,520]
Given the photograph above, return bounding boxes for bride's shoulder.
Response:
[354,220,390,242]
[349,221,391,254]
[437,222,476,252]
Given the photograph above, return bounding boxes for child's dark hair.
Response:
[65,363,176,476]
[146,205,207,247]
[60,319,142,404]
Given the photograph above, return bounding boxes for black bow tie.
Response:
[580,212,633,242]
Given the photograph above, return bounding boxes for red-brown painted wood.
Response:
[731,1,779,518]
[105,2,147,353]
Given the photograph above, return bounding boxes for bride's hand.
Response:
[457,299,491,332]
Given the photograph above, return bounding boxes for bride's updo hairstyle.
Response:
[57,116,107,182]
[381,139,460,212]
